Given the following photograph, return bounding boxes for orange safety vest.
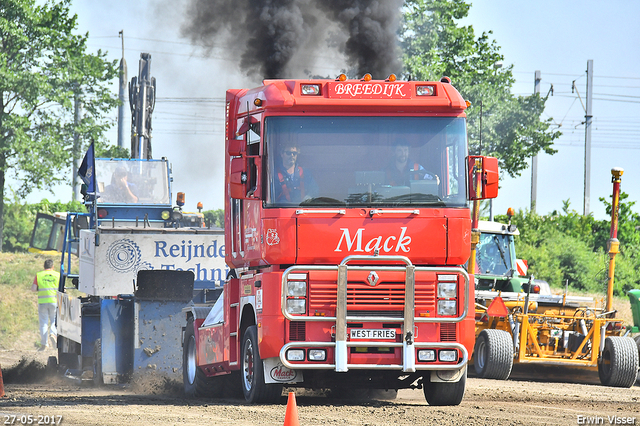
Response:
[277,166,305,201]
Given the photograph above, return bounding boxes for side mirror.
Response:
[229,115,259,156]
[468,155,499,200]
[229,157,248,199]
[228,138,246,157]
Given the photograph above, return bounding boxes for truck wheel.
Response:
[474,329,514,380]
[598,336,639,388]
[183,317,220,398]
[93,339,103,386]
[241,325,283,403]
[423,367,466,406]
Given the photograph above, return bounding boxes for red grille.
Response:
[440,323,456,341]
[309,273,436,315]
[289,321,306,341]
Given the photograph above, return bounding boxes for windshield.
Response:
[476,233,514,276]
[96,159,170,205]
[264,116,468,208]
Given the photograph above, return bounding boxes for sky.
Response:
[17,0,640,220]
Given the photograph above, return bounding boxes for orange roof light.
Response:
[336,73,347,82]
[386,74,397,82]
[362,73,372,82]
[254,98,263,107]
[176,192,185,207]
[465,100,472,108]
[507,207,515,217]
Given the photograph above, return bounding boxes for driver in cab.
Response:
[385,140,439,186]
[274,143,318,203]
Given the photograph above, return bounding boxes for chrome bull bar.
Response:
[280,255,470,373]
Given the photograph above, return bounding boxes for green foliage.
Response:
[401,0,561,177]
[2,196,85,252]
[97,144,130,159]
[203,209,224,229]
[497,195,640,296]
[0,253,59,348]
[0,0,119,250]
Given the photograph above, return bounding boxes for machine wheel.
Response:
[634,335,640,385]
[57,337,80,374]
[93,339,103,386]
[46,356,58,376]
[474,329,514,380]
[598,336,639,388]
[423,367,467,406]
[183,317,220,398]
[240,326,282,403]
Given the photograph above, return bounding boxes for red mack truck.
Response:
[183,74,499,405]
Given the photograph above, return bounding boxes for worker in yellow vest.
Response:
[31,259,60,350]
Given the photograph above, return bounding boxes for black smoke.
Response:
[180,0,403,79]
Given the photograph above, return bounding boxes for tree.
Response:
[0,0,119,250]
[401,0,561,177]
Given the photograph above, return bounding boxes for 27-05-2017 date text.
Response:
[3,415,63,425]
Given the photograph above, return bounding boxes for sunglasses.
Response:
[284,151,298,156]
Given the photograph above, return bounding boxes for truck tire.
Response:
[183,317,220,398]
[93,339,103,386]
[423,367,466,406]
[240,325,283,403]
[598,336,639,388]
[474,329,514,380]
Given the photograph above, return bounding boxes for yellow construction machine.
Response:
[470,167,639,387]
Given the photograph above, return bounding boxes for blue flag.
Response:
[78,142,95,193]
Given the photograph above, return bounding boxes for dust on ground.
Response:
[1,346,639,426]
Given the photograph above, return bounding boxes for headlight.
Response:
[439,350,457,362]
[286,299,306,314]
[286,349,305,361]
[418,349,436,362]
[287,281,307,297]
[438,300,457,316]
[438,282,457,298]
[308,349,326,361]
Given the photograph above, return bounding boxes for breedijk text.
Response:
[154,239,225,263]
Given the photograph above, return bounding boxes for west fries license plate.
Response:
[350,329,396,340]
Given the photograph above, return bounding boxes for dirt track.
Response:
[1,357,639,426]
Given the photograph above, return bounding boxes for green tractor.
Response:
[473,218,550,295]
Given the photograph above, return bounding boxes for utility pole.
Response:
[531,70,541,213]
[72,91,83,201]
[584,60,593,216]
[117,30,127,150]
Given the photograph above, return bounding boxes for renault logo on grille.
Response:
[367,271,379,286]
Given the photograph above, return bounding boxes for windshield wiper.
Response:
[383,193,445,205]
[299,197,346,206]
[493,235,509,270]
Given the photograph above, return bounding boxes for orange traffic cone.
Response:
[283,392,300,426]
[0,363,5,397]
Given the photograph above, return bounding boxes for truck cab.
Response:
[184,76,499,406]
